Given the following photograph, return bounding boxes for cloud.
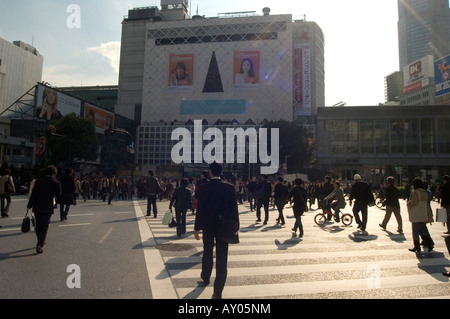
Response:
[87,41,121,73]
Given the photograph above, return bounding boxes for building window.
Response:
[405,119,419,154]
[420,118,435,154]
[360,120,374,154]
[345,120,359,154]
[390,119,404,154]
[437,118,450,154]
[374,120,389,154]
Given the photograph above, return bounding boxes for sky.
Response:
[0,0,401,106]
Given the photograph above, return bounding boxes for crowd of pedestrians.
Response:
[1,164,449,285]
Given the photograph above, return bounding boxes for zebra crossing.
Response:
[138,199,450,299]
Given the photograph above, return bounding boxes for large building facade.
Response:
[316,105,450,183]
[0,38,43,114]
[398,0,450,71]
[116,2,325,173]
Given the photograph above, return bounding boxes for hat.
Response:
[354,174,362,180]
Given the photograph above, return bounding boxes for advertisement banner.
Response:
[168,53,194,91]
[35,84,81,121]
[435,55,450,97]
[294,44,311,116]
[403,55,434,89]
[233,50,260,90]
[84,103,114,134]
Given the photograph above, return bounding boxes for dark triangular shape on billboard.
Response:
[203,51,224,93]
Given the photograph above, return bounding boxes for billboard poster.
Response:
[35,84,81,121]
[294,44,311,116]
[233,50,260,90]
[84,103,114,134]
[435,55,450,97]
[402,55,434,91]
[168,53,194,91]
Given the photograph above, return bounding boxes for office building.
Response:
[0,38,43,114]
[116,1,325,173]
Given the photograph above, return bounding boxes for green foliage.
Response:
[46,113,100,165]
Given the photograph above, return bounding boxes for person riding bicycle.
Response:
[324,181,346,223]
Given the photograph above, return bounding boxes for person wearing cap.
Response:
[349,174,372,232]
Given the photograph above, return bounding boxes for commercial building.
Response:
[116,1,325,174]
[316,105,450,183]
[0,38,43,114]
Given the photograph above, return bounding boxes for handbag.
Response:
[217,214,240,244]
[21,211,31,233]
[436,207,448,223]
[162,210,172,225]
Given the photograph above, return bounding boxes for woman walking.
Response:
[27,166,61,254]
[407,178,434,253]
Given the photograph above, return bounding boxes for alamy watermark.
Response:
[366,264,381,289]
[171,120,280,174]
[66,4,81,29]
[67,264,81,289]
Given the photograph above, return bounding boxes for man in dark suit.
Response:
[27,166,62,254]
[194,162,239,299]
[254,175,272,224]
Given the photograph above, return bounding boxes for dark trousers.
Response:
[60,204,70,220]
[353,200,368,230]
[256,199,269,222]
[0,194,11,217]
[146,194,158,216]
[35,213,52,247]
[201,231,229,296]
[412,222,434,248]
[275,201,285,224]
[175,209,186,237]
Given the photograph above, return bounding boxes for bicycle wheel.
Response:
[375,198,384,208]
[341,213,353,226]
[314,213,326,226]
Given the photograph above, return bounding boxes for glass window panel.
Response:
[374,120,389,153]
[360,120,374,154]
[421,119,435,154]
[390,119,404,154]
[437,118,450,154]
[345,120,359,154]
[405,119,419,154]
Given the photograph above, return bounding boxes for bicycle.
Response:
[314,200,353,227]
[375,197,386,209]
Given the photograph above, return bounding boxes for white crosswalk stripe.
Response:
[139,200,450,299]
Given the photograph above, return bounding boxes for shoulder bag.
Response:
[21,211,31,233]
[407,191,428,223]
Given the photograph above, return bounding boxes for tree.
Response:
[263,120,319,174]
[46,113,99,166]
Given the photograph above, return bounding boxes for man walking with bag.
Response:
[194,162,239,299]
[440,175,450,234]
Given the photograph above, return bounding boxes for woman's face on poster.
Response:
[46,90,57,106]
[242,60,252,73]
[176,66,186,79]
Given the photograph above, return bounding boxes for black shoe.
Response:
[379,224,386,230]
[443,271,450,277]
[212,293,222,299]
[36,246,43,254]
[409,247,421,252]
